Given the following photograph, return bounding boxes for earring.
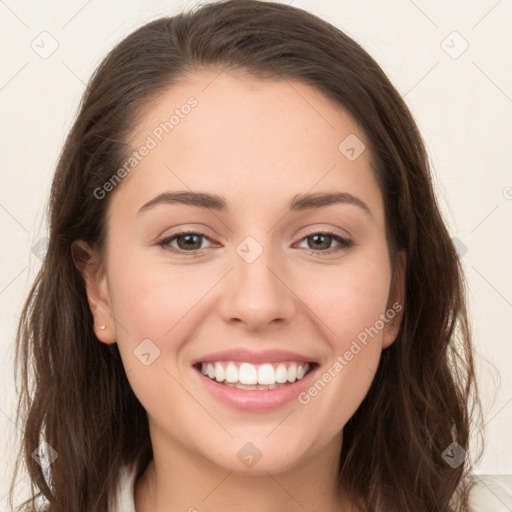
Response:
[96,325,106,330]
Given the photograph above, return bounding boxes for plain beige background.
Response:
[1,0,511,505]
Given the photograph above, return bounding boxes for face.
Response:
[79,69,405,475]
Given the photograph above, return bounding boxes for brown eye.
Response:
[297,230,354,255]
[306,233,334,250]
[175,233,204,251]
[157,229,353,256]
[158,231,214,253]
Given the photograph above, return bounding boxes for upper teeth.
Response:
[200,361,311,385]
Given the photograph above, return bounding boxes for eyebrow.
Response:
[138,190,372,217]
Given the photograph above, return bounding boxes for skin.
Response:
[75,69,405,512]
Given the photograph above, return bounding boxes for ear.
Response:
[71,240,117,344]
[382,250,406,349]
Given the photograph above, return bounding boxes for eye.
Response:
[157,230,215,254]
[157,229,354,256]
[296,229,354,255]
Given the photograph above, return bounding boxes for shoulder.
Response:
[110,462,138,512]
[468,474,512,511]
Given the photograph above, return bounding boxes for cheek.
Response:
[106,255,211,429]
[293,257,390,425]
[107,251,210,341]
[301,256,392,344]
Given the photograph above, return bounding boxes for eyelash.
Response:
[157,228,354,256]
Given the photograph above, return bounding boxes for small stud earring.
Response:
[96,325,106,330]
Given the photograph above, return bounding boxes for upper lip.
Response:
[191,348,317,366]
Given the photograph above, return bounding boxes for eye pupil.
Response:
[309,234,331,250]
[178,234,202,250]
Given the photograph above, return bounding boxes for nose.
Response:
[217,245,297,332]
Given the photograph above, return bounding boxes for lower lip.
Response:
[193,365,318,411]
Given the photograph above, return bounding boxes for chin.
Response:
[199,435,312,475]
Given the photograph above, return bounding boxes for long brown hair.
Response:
[10,1,482,510]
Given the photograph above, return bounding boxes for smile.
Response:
[192,359,319,410]
[196,361,313,389]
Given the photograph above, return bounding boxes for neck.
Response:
[134,428,353,512]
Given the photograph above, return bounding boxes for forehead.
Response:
[117,69,384,223]
[131,68,363,152]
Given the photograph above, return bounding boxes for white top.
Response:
[111,464,512,511]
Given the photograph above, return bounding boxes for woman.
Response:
[10,1,487,510]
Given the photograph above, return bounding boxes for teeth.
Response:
[199,361,311,386]
[287,364,297,382]
[239,362,257,385]
[296,364,307,380]
[275,364,288,383]
[257,364,275,385]
[214,362,225,382]
[225,363,238,383]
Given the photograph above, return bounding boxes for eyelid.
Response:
[297,225,351,241]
